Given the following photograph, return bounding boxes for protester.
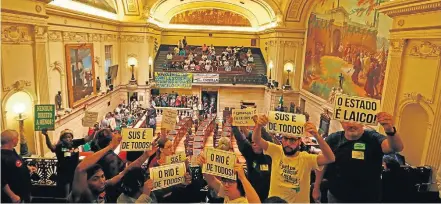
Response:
[230,116,273,201]
[1,130,35,203]
[313,112,404,203]
[198,155,260,203]
[252,114,335,203]
[42,128,93,196]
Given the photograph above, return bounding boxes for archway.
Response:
[399,103,429,166]
[4,91,36,154]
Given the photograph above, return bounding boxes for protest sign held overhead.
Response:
[150,162,186,190]
[165,151,187,165]
[82,111,98,127]
[35,105,55,131]
[202,148,236,180]
[332,95,380,125]
[232,108,256,126]
[162,109,178,130]
[267,111,306,137]
[121,128,153,151]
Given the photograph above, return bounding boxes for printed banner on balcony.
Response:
[154,72,192,88]
[332,95,380,125]
[34,105,56,131]
[193,73,219,83]
[150,163,186,190]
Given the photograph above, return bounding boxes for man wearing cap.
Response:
[252,115,335,203]
[230,116,273,201]
[1,129,36,203]
[313,112,404,203]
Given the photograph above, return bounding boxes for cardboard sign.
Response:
[121,128,153,151]
[232,108,256,126]
[82,111,98,127]
[267,111,306,137]
[162,109,178,130]
[150,163,186,190]
[202,148,236,180]
[34,105,56,131]
[166,151,187,165]
[333,95,380,125]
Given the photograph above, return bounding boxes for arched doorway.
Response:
[332,29,341,55]
[399,103,429,166]
[4,91,36,155]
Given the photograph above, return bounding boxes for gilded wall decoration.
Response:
[1,25,32,44]
[34,26,47,42]
[50,61,63,74]
[3,80,32,92]
[123,0,140,16]
[403,92,434,104]
[63,32,88,42]
[102,34,117,42]
[88,33,102,42]
[286,0,308,22]
[302,0,393,101]
[390,39,407,53]
[72,0,117,14]
[48,31,63,42]
[170,9,251,27]
[409,41,441,58]
[120,35,144,43]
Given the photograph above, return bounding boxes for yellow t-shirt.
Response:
[264,142,319,203]
[218,184,249,203]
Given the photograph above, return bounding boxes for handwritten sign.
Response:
[202,148,236,180]
[162,109,178,130]
[82,111,98,127]
[267,111,306,137]
[154,72,192,89]
[232,108,256,126]
[333,95,380,125]
[34,105,55,131]
[166,151,187,165]
[121,128,153,151]
[150,163,186,190]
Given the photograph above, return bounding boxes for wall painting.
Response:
[302,0,392,102]
[170,9,251,27]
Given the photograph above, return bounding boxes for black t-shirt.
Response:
[55,139,86,182]
[1,149,31,203]
[325,130,386,202]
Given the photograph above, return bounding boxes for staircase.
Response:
[154,45,268,85]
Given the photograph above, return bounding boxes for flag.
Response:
[279,95,284,106]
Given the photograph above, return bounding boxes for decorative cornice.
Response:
[63,31,88,42]
[3,80,32,92]
[88,33,102,42]
[48,30,63,42]
[389,39,407,53]
[102,34,118,42]
[267,40,302,47]
[379,1,441,17]
[404,92,433,104]
[120,35,145,43]
[409,41,441,58]
[34,25,48,42]
[1,25,33,44]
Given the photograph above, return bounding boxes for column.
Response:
[33,25,50,156]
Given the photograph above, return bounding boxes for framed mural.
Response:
[65,44,96,108]
[170,9,251,27]
[302,0,392,102]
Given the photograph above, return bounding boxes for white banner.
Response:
[193,73,219,83]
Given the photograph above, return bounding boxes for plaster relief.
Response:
[1,25,32,44]
[409,41,441,58]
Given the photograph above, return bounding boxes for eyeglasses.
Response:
[282,136,300,143]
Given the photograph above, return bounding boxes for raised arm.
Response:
[305,122,335,166]
[71,133,122,200]
[235,163,260,203]
[252,115,269,151]
[197,153,222,193]
[42,128,56,153]
[377,112,404,154]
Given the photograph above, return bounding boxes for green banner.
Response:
[34,104,55,131]
[154,72,193,89]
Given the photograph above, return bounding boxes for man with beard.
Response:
[42,128,93,196]
[252,115,335,203]
[230,116,273,201]
[313,112,404,203]
[69,133,124,203]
